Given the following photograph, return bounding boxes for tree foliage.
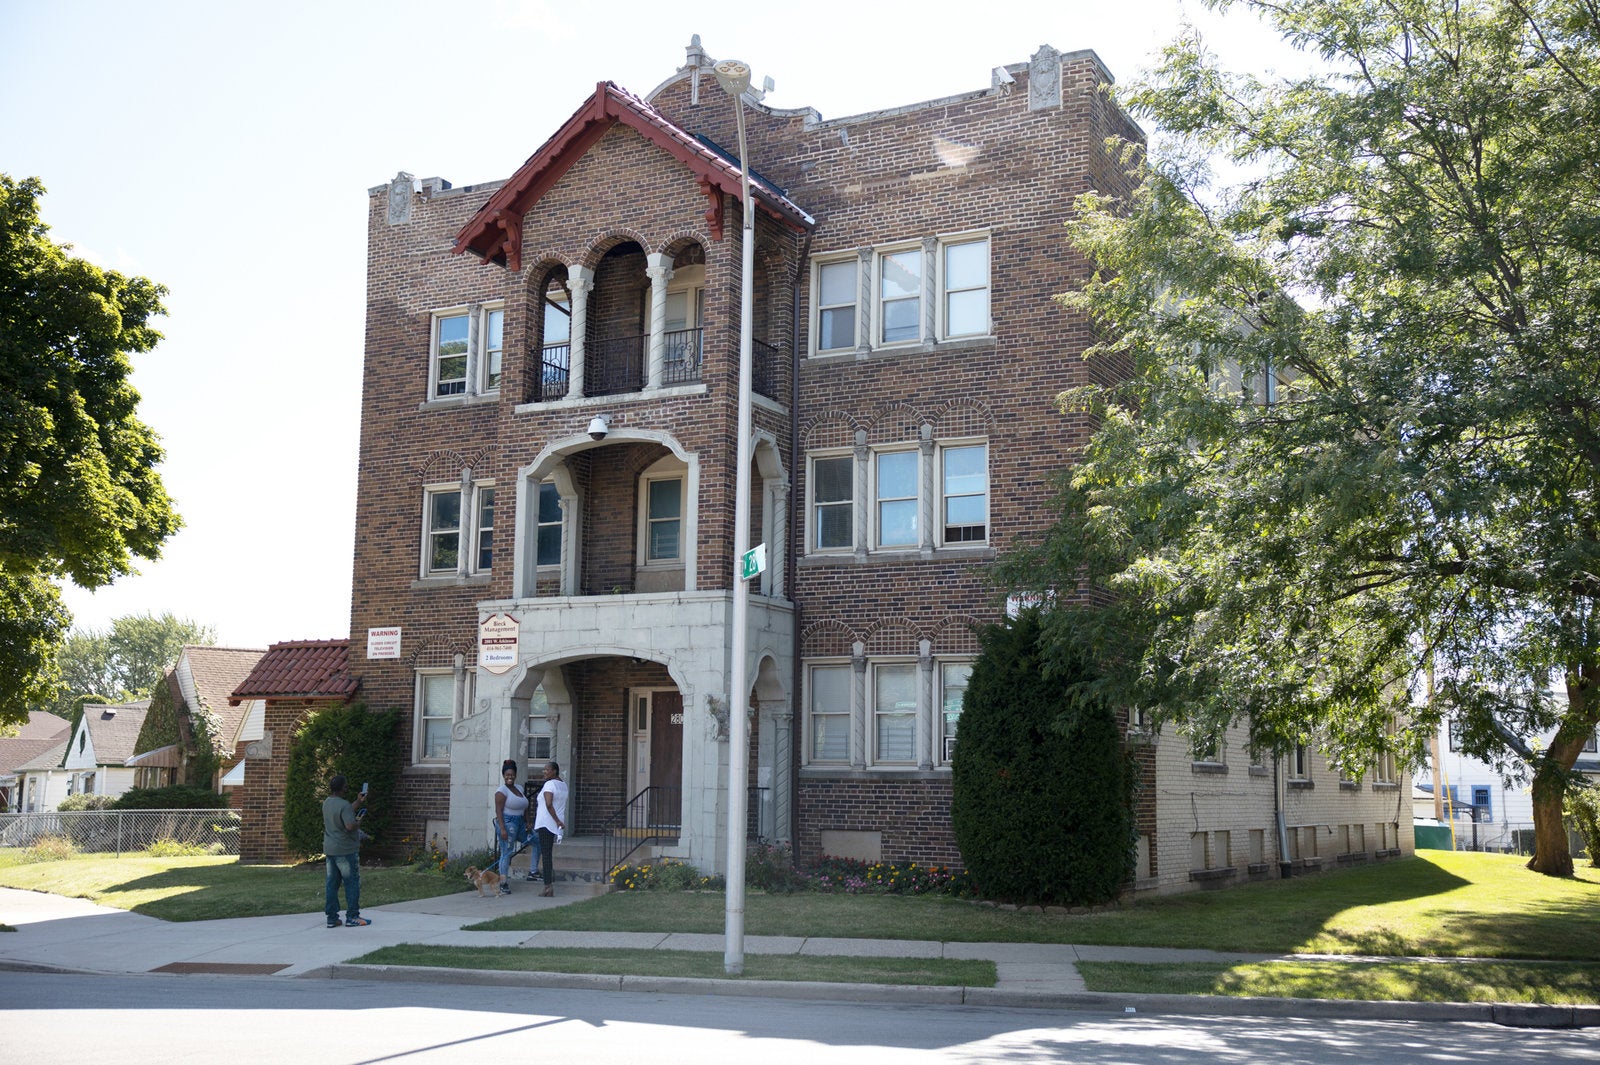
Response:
[282,702,402,858]
[49,613,214,737]
[951,611,1134,905]
[1010,0,1600,875]
[0,174,181,727]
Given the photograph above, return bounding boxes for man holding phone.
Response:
[322,775,370,927]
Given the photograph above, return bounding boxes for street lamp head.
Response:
[713,59,752,98]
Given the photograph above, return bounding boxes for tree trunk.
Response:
[1526,762,1574,877]
[1525,668,1597,877]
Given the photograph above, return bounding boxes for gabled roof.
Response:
[14,738,69,773]
[0,711,72,775]
[453,81,813,271]
[81,701,152,766]
[177,646,266,746]
[230,639,357,705]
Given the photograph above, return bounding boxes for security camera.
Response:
[587,414,610,441]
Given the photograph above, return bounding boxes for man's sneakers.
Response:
[327,917,340,928]
[345,916,371,926]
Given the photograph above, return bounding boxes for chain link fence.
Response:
[0,809,242,857]
[1429,818,1588,859]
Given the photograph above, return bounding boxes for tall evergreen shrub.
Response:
[282,702,401,857]
[951,611,1134,904]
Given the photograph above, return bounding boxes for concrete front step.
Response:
[509,835,611,896]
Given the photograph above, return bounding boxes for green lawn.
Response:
[1077,959,1600,1005]
[467,851,1600,961]
[0,853,461,921]
[350,945,996,987]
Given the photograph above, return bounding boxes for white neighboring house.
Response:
[0,711,72,812]
[1419,716,1600,850]
[53,701,152,806]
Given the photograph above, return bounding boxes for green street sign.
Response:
[740,543,767,581]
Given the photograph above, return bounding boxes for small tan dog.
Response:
[464,865,503,897]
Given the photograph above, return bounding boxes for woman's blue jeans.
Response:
[497,815,527,879]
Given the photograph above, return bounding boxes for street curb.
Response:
[323,964,1599,1028]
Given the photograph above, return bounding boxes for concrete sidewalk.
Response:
[1,886,1594,1028]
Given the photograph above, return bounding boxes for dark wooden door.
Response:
[648,691,683,828]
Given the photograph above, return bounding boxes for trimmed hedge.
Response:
[113,784,231,809]
[282,702,401,858]
[951,610,1134,905]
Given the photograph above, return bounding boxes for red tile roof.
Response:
[453,81,812,269]
[230,640,358,704]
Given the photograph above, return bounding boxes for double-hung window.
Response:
[939,661,971,764]
[536,482,562,567]
[942,237,989,337]
[872,662,917,764]
[815,259,858,352]
[481,306,504,392]
[874,450,918,548]
[417,671,454,762]
[811,454,854,552]
[939,443,988,544]
[808,664,851,764]
[422,480,494,578]
[432,312,469,397]
[878,247,922,345]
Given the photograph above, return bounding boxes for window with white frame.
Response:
[536,481,562,567]
[481,305,504,392]
[638,457,686,566]
[474,486,495,571]
[432,311,469,397]
[1375,716,1399,783]
[810,234,991,357]
[416,671,455,762]
[422,480,494,578]
[1291,742,1311,780]
[873,450,918,549]
[942,237,989,337]
[1191,729,1224,764]
[815,259,858,352]
[872,662,917,764]
[808,663,851,763]
[878,247,922,345]
[939,443,988,544]
[810,454,854,552]
[939,661,971,763]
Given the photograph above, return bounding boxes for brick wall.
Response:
[237,699,328,862]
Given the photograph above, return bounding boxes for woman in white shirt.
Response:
[532,761,568,897]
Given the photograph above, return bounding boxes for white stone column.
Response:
[853,430,869,562]
[921,237,938,345]
[919,424,935,558]
[766,480,788,599]
[851,641,867,770]
[457,468,474,578]
[855,247,874,355]
[560,489,581,597]
[565,267,594,401]
[646,254,673,390]
[917,639,934,770]
[758,698,790,841]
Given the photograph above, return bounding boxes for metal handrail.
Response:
[663,327,703,385]
[598,785,770,880]
[752,337,786,402]
[586,334,646,396]
[533,343,570,401]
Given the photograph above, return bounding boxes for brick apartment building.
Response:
[346,37,1411,893]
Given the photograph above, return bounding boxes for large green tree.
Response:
[1013,0,1600,875]
[49,612,216,729]
[0,175,180,725]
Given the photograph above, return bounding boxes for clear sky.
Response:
[1,0,1293,650]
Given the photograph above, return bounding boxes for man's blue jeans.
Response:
[325,852,360,921]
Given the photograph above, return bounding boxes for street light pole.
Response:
[713,56,755,977]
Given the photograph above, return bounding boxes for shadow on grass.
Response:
[81,861,458,921]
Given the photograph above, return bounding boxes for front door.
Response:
[628,689,683,830]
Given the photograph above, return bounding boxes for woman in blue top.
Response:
[493,758,529,894]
